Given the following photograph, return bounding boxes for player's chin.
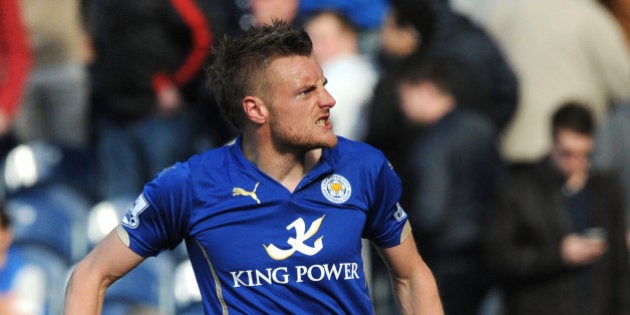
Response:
[317,133,338,149]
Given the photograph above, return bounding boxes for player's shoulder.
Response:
[328,137,397,178]
[334,137,385,159]
[188,142,234,170]
[152,142,234,184]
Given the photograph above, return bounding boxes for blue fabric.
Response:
[121,136,407,314]
[299,0,389,29]
[0,247,26,293]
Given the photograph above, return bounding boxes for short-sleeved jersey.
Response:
[121,136,408,314]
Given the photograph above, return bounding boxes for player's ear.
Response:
[243,96,268,125]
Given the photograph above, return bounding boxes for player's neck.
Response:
[242,136,322,192]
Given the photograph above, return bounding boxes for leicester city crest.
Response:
[321,174,352,204]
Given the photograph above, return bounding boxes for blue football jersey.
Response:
[121,136,409,314]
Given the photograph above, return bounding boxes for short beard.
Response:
[269,122,337,155]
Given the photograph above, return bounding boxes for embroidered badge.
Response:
[321,174,352,204]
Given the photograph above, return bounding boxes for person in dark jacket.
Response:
[397,54,504,315]
[366,2,517,313]
[365,0,517,205]
[87,0,214,199]
[485,102,630,315]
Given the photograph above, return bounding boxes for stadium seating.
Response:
[87,195,177,315]
[173,259,204,314]
[1,140,94,314]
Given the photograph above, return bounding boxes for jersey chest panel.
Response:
[188,177,368,273]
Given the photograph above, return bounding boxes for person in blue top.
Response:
[0,205,46,315]
[64,20,443,314]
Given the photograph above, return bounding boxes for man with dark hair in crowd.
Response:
[485,102,630,315]
[397,54,503,315]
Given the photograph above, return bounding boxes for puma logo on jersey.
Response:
[232,182,261,204]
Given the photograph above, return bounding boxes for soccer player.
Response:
[64,21,443,314]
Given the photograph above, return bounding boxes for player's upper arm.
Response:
[65,227,146,314]
[377,222,422,279]
[77,226,145,284]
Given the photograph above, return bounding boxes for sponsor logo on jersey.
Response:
[232,182,261,204]
[229,262,360,288]
[321,174,351,204]
[264,216,325,260]
[227,216,362,288]
[122,194,148,229]
[394,202,407,222]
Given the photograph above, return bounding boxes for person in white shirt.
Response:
[305,10,378,140]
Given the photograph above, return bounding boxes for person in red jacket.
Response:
[87,0,214,199]
[0,0,31,137]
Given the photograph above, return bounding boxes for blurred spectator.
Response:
[218,0,301,47]
[218,0,304,35]
[216,1,266,35]
[477,0,630,163]
[448,0,500,27]
[14,0,89,149]
[177,0,239,147]
[0,205,46,315]
[300,0,388,32]
[366,2,517,312]
[485,102,630,315]
[183,0,239,147]
[364,0,434,195]
[366,0,517,203]
[420,0,518,132]
[305,10,377,140]
[592,101,630,247]
[298,0,389,59]
[397,54,503,315]
[251,0,300,27]
[0,0,31,153]
[87,0,213,199]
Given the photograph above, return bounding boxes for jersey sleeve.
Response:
[120,162,193,257]
[363,157,409,249]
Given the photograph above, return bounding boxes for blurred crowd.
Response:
[1,0,629,314]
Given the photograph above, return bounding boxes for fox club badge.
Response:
[321,174,352,204]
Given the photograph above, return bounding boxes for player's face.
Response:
[265,55,337,152]
[551,128,593,177]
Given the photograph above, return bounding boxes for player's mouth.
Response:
[315,117,331,128]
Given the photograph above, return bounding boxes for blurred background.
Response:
[1,0,629,314]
